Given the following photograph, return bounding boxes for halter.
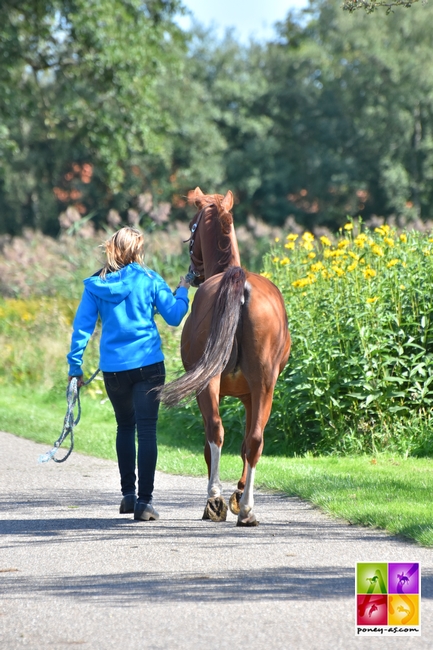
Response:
[185,208,205,286]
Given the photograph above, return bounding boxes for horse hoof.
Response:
[202,496,228,522]
[229,490,243,515]
[236,513,259,527]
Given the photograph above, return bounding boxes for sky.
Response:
[176,0,309,43]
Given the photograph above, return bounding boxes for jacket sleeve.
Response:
[67,288,99,376]
[154,278,189,327]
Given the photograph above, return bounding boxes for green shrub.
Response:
[261,222,433,456]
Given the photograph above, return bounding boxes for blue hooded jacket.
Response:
[67,262,189,376]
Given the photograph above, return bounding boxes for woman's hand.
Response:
[68,375,85,388]
[177,276,191,290]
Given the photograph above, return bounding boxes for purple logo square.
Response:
[388,563,419,595]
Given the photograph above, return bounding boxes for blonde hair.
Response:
[100,227,144,279]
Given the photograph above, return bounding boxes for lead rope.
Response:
[38,368,101,464]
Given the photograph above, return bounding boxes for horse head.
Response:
[186,187,240,284]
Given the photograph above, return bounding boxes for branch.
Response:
[342,0,422,13]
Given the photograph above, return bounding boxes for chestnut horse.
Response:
[160,188,291,526]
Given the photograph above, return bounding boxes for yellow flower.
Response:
[375,225,391,236]
[399,233,407,243]
[292,278,312,289]
[332,266,345,277]
[354,235,367,248]
[301,241,314,251]
[302,231,315,242]
[320,236,331,246]
[372,245,384,257]
[284,242,295,250]
[349,251,359,260]
[387,259,400,268]
[280,257,290,266]
[260,272,271,278]
[344,223,354,231]
[363,267,376,279]
[338,239,350,249]
[274,237,280,243]
[400,285,406,290]
[307,252,316,259]
[347,262,358,272]
[286,233,299,241]
[311,261,325,272]
[383,237,394,247]
[423,249,431,256]
[367,297,379,304]
[273,257,280,263]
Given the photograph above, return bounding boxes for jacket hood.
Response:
[84,263,145,304]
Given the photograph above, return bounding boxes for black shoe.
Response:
[119,494,137,514]
[134,502,160,521]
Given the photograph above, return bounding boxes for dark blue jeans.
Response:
[103,362,165,504]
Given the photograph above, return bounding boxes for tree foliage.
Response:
[1,0,433,235]
[343,0,421,14]
[0,0,185,233]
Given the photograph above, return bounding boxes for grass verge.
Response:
[1,384,432,547]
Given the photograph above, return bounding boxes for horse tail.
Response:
[160,266,247,407]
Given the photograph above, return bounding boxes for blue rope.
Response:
[38,369,101,464]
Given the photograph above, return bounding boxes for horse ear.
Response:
[221,190,234,212]
[187,187,205,205]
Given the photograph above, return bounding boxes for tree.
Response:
[0,0,185,234]
[241,0,433,228]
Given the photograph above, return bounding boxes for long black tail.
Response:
[160,266,247,407]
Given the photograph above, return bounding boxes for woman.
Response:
[67,227,190,521]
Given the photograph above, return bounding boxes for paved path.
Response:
[0,430,431,649]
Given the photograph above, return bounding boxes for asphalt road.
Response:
[0,430,431,650]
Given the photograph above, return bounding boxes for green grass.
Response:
[1,384,432,547]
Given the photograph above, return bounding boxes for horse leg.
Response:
[198,377,228,522]
[237,387,275,527]
[228,394,251,516]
